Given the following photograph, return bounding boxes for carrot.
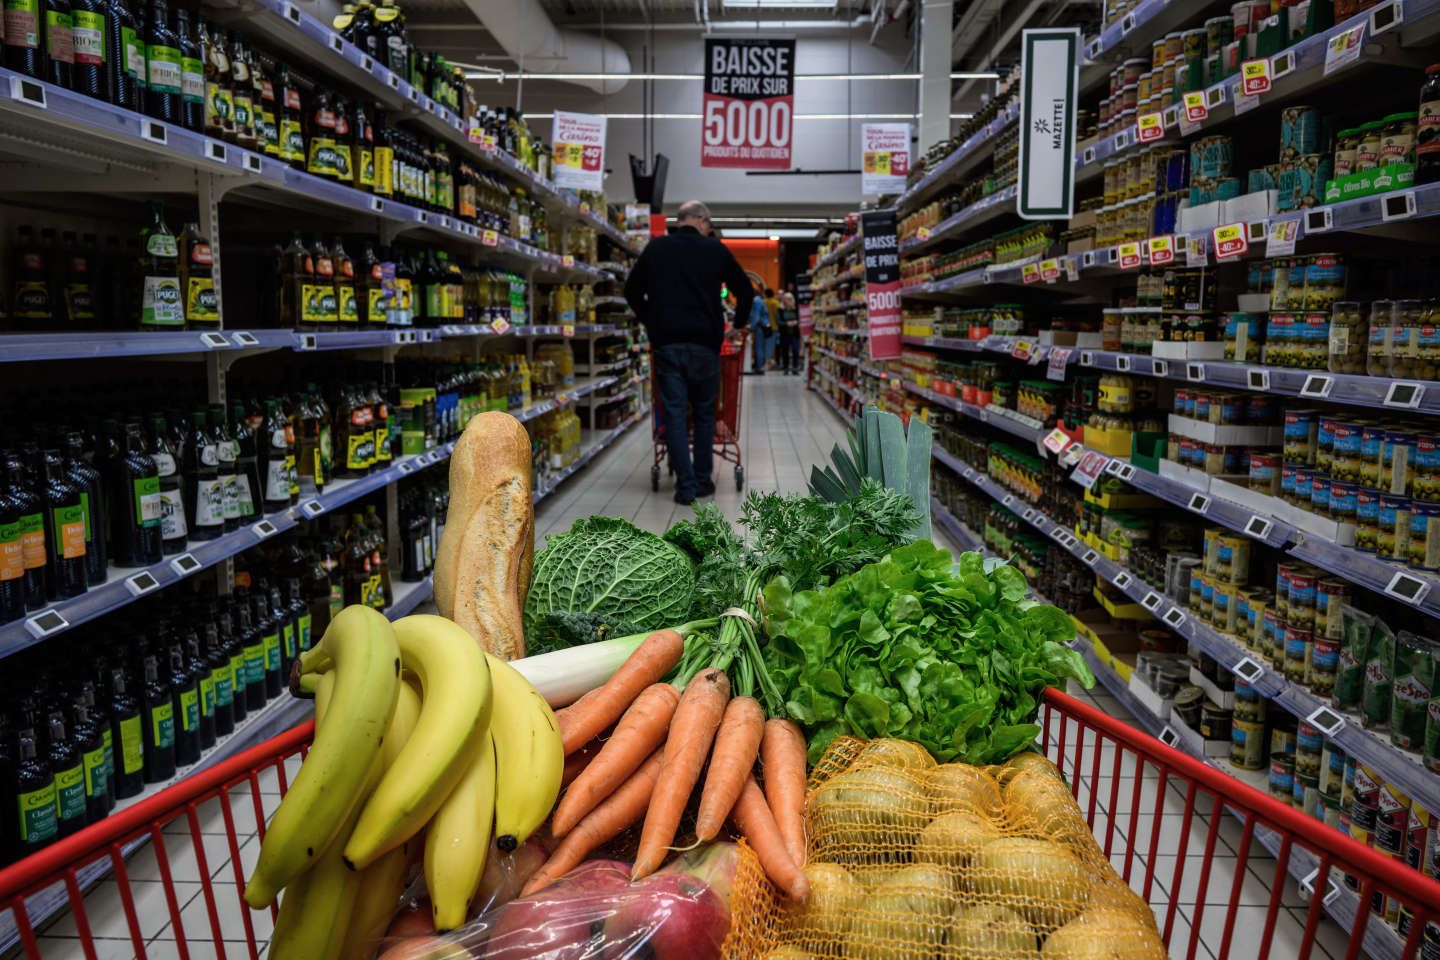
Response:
[522,749,664,896]
[630,668,731,880]
[552,683,680,837]
[761,718,808,868]
[732,774,810,902]
[561,739,601,790]
[560,630,685,756]
[694,696,765,842]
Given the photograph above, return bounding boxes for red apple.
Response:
[376,934,473,960]
[598,869,731,960]
[479,860,631,960]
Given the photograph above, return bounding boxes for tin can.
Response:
[1292,466,1314,508]
[1285,626,1313,682]
[1332,420,1363,482]
[1281,105,1321,160]
[1384,429,1417,496]
[1193,391,1212,423]
[1151,37,1168,71]
[1317,579,1351,639]
[1311,635,1340,696]
[1305,253,1346,311]
[1284,409,1318,464]
[1200,577,1216,622]
[1408,500,1440,570]
[1361,424,1386,487]
[1320,740,1346,802]
[1379,494,1413,561]
[1263,609,1283,666]
[1317,418,1338,474]
[1247,590,1270,652]
[1269,755,1296,805]
[1311,472,1332,518]
[1356,486,1381,552]
[1212,582,1233,631]
[1250,452,1280,494]
[1189,567,1205,609]
[1233,717,1267,769]
[1201,703,1233,741]
[1280,462,1297,502]
[1415,435,1440,501]
[1216,533,1250,584]
[1247,393,1277,424]
[1274,563,1295,620]
[1375,777,1413,862]
[1297,723,1324,779]
[1330,480,1359,525]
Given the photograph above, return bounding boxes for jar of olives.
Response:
[1391,299,1427,378]
[1328,301,1367,374]
[1366,300,1396,376]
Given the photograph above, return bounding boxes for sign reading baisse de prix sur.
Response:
[1017,28,1080,220]
[861,209,902,361]
[701,37,795,170]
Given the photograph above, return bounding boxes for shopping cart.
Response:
[650,330,747,494]
[4,688,1440,959]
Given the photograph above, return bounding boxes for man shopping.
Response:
[624,200,755,505]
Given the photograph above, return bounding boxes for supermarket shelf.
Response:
[531,405,650,503]
[897,102,1020,212]
[899,185,1018,255]
[815,302,863,316]
[812,364,866,408]
[1078,0,1205,95]
[1079,638,1409,960]
[929,498,984,553]
[0,69,608,283]
[813,272,862,293]
[902,379,1046,443]
[387,575,435,619]
[813,326,867,338]
[932,446,1440,816]
[811,381,859,426]
[814,235,859,270]
[815,347,860,368]
[0,375,621,658]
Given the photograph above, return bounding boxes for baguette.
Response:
[433,412,534,659]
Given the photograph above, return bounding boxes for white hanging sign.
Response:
[861,123,911,196]
[551,110,607,191]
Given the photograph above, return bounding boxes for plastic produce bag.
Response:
[378,844,737,960]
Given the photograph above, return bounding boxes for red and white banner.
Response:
[701,37,795,170]
[861,123,910,196]
[551,111,607,191]
[861,209,901,361]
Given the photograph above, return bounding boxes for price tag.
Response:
[1188,493,1211,515]
[1071,451,1109,490]
[562,323,576,338]
[1146,235,1174,266]
[1115,355,1132,372]
[1267,217,1300,256]
[1383,570,1432,606]
[1117,463,1135,481]
[1324,22,1366,75]
[1245,516,1275,541]
[439,216,451,229]
[1185,233,1208,267]
[1163,607,1187,628]
[1021,263,1041,285]
[1142,592,1163,611]
[416,211,429,225]
[387,72,400,90]
[301,499,325,518]
[169,553,201,576]
[1047,347,1072,382]
[1384,381,1425,408]
[124,571,161,596]
[1105,459,1124,476]
[1080,351,1095,367]
[1114,129,1131,151]
[9,75,47,108]
[1023,509,1036,523]
[1234,657,1265,683]
[1065,258,1080,282]
[1043,427,1073,455]
[328,32,344,53]
[200,331,230,349]
[1082,550,1099,566]
[1241,58,1272,96]
[1370,0,1402,36]
[1183,91,1209,123]
[562,254,576,268]
[916,226,931,243]
[490,317,511,335]
[1382,191,1417,221]
[1305,705,1348,737]
[1233,80,1260,116]
[1151,359,1169,377]
[1212,222,1249,260]
[1136,112,1165,143]
[24,609,69,639]
[1039,259,1061,282]
[1011,339,1033,361]
[1272,48,1296,80]
[1113,571,1132,589]
[1002,495,1016,508]
[1304,207,1333,234]
[361,55,374,72]
[204,140,227,163]
[397,461,415,475]
[252,519,279,539]
[1301,374,1334,398]
[482,229,498,247]
[139,119,168,145]
[230,331,259,347]
[1117,242,1142,269]
[1158,727,1181,748]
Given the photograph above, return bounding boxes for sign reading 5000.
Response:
[701,37,795,170]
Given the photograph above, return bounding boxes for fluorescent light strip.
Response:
[522,112,973,121]
[462,71,999,81]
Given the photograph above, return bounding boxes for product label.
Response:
[194,477,223,528]
[65,282,95,322]
[83,746,107,799]
[337,284,359,324]
[333,142,353,182]
[259,108,278,152]
[119,715,142,775]
[199,674,214,717]
[346,432,375,470]
[13,281,51,320]
[298,612,313,651]
[243,642,263,686]
[55,764,84,821]
[280,118,304,162]
[358,146,374,187]
[179,688,198,732]
[45,10,72,63]
[262,631,280,672]
[121,28,142,81]
[206,82,232,123]
[135,475,162,528]
[307,135,338,177]
[233,93,252,130]
[184,276,218,324]
[19,512,44,569]
[158,487,187,540]
[228,652,245,696]
[18,784,57,843]
[180,56,203,102]
[373,145,393,195]
[72,9,104,65]
[214,663,232,706]
[235,473,254,517]
[5,0,40,48]
[0,520,22,581]
[281,621,295,660]
[100,727,113,778]
[150,701,174,750]
[145,43,181,94]
[142,275,183,327]
[52,504,85,560]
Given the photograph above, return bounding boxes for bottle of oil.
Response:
[277,231,309,330]
[202,604,233,737]
[178,222,218,329]
[0,481,26,624]
[147,414,185,554]
[108,0,141,111]
[184,630,214,750]
[228,34,254,149]
[202,21,232,141]
[140,653,175,783]
[209,404,238,532]
[45,714,85,837]
[71,699,107,823]
[250,588,279,699]
[108,421,161,566]
[260,399,293,511]
[61,230,96,328]
[3,0,43,78]
[173,7,202,132]
[11,732,56,857]
[137,202,182,331]
[231,401,260,521]
[332,236,358,329]
[166,636,199,767]
[143,0,182,124]
[70,0,107,101]
[107,666,143,799]
[307,90,339,180]
[364,502,391,607]
[184,408,223,541]
[43,0,74,90]
[277,61,304,169]
[218,603,246,724]
[342,512,372,607]
[33,446,86,601]
[372,107,393,197]
[254,52,278,158]
[332,94,354,185]
[355,100,374,193]
[310,236,338,328]
[12,225,55,330]
[269,581,295,685]
[62,431,106,585]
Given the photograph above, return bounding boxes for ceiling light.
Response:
[522,113,921,121]
[769,235,782,241]
[720,228,822,239]
[462,70,998,82]
[711,217,840,224]
[720,0,837,7]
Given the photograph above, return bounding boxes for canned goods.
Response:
[1312,472,1332,518]
[1361,424,1387,487]
[1201,704,1233,741]
[1281,106,1321,161]
[1416,435,1440,501]
[1330,480,1359,524]
[1332,421,1363,481]
[1250,452,1281,494]
[1356,487,1381,551]
[1317,579,1351,639]
[1292,466,1314,508]
[1284,409,1318,464]
[1281,462,1297,501]
[1232,717,1266,769]
[1379,494,1413,561]
[1270,755,1296,805]
[1321,740,1346,802]
[1272,717,1299,758]
[1263,609,1282,666]
[1235,679,1266,722]
[1306,254,1346,311]
[1212,583,1233,631]
[1312,636,1340,696]
[1317,418,1338,474]
[1216,534,1251,584]
[1409,501,1440,570]
[1274,563,1294,620]
[1385,430,1418,496]
[1297,723,1324,778]
[1285,626,1313,682]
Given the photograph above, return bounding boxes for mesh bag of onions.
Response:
[722,737,1168,960]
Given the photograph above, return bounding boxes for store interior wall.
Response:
[469,29,918,212]
[722,239,782,291]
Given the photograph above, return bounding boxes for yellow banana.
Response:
[344,614,493,870]
[271,671,424,960]
[337,840,413,960]
[486,653,564,852]
[245,606,400,909]
[425,730,497,930]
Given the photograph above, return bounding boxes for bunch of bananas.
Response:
[243,606,565,959]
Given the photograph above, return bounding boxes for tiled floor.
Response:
[16,373,1348,959]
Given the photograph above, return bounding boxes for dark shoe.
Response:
[744,370,760,376]
[696,482,716,498]
[674,490,696,505]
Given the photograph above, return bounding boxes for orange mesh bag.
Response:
[722,737,1163,960]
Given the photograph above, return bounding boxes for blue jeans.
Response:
[752,327,775,371]
[656,343,719,497]
[778,330,801,371]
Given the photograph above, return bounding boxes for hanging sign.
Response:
[1017,27,1080,219]
[861,123,911,196]
[551,110,606,191]
[701,37,795,170]
[797,272,815,338]
[860,209,902,361]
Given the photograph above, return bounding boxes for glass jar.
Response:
[1366,300,1395,377]
[1391,299,1427,379]
[1333,128,1359,178]
[1380,112,1418,167]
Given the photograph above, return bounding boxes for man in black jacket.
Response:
[624,200,755,505]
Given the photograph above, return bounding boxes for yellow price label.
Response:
[1136,112,1165,142]
[1145,235,1173,265]
[1039,258,1060,281]
[1021,263,1040,284]
[1182,91,1208,122]
[1240,58,1271,95]
[1211,222,1249,259]
[1117,242,1142,268]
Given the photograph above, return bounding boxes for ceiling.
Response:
[534,0,873,24]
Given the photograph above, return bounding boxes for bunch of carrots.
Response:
[524,629,812,902]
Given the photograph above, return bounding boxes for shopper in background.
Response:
[776,292,801,375]
[747,288,774,375]
[623,200,754,505]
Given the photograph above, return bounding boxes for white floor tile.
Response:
[47,880,199,941]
